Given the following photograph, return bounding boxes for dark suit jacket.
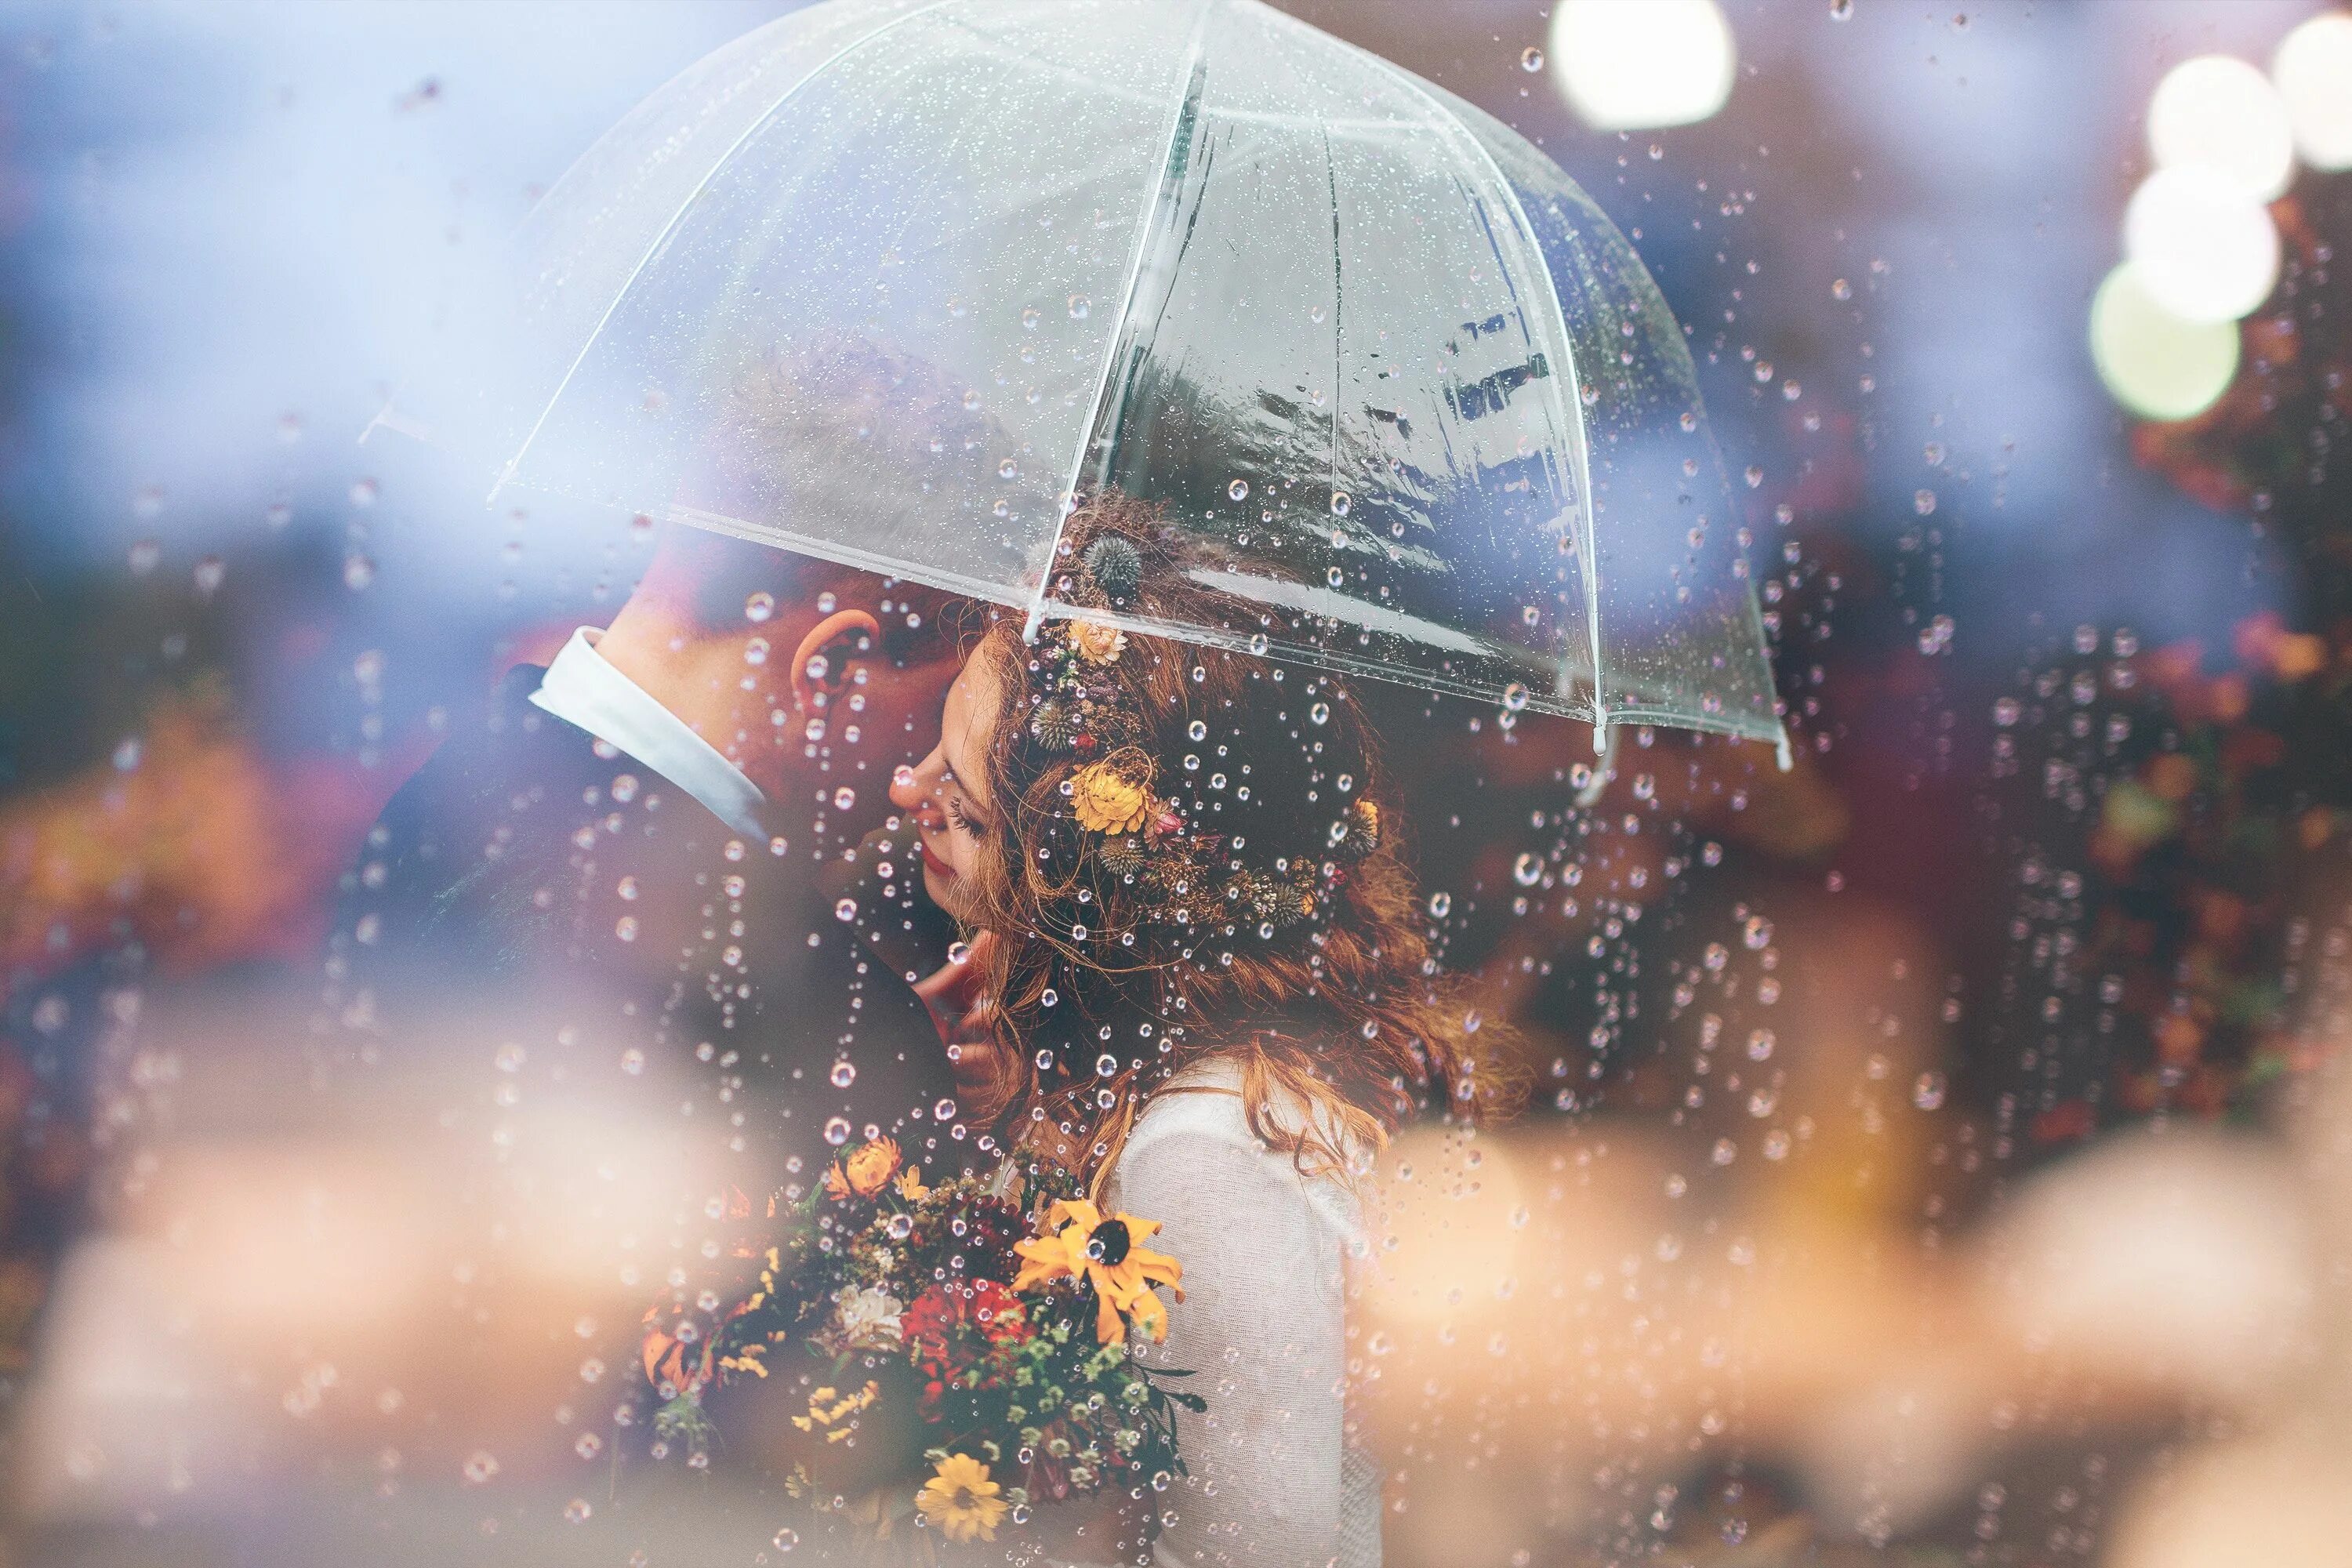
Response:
[329,664,954,1181]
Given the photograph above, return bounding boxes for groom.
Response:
[329,520,964,1182]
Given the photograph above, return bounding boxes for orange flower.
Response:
[822,1136,902,1200]
[1011,1197,1182,1344]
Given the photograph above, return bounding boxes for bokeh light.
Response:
[2147,55,2296,201]
[1548,0,1735,132]
[2089,262,2241,422]
[2123,163,2281,323]
[2272,12,2352,172]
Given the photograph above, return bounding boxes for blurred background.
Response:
[3,1,2351,1565]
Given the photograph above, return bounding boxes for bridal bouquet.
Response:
[641,1137,1198,1553]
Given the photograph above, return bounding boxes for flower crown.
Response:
[1018,534,1382,940]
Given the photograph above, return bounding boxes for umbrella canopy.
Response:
[379,0,1787,761]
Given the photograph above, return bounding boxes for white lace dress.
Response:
[1103,1057,1382,1568]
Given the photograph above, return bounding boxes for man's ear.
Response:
[790,608,883,711]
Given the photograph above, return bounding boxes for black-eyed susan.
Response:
[1011,1197,1183,1345]
[916,1452,1008,1541]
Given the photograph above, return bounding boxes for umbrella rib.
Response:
[1272,15,1608,745]
[487,0,966,505]
[1321,119,1345,526]
[1025,0,1218,641]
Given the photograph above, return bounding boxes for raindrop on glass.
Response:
[745,591,775,624]
[1520,44,1545,71]
[1501,682,1530,712]
[1427,891,1454,919]
[829,1060,856,1089]
[834,898,858,922]
[1330,491,1352,517]
[1068,294,1091,320]
[1309,701,1330,725]
[1512,852,1542,886]
[1228,478,1250,502]
[823,1116,852,1146]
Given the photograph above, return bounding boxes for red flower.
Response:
[903,1281,1031,1363]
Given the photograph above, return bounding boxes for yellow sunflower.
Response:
[916,1452,1009,1542]
[1011,1197,1184,1344]
[1069,763,1152,836]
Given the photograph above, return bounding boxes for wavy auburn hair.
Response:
[950,492,1522,1189]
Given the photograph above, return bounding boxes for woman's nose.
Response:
[890,756,935,813]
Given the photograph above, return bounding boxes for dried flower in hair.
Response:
[1067,619,1127,666]
[1029,699,1079,752]
[1080,535,1144,600]
[1098,835,1149,877]
[1070,762,1152,836]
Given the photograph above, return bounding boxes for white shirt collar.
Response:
[528,627,769,840]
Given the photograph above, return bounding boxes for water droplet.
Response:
[772,1528,800,1552]
[1744,465,1764,488]
[1746,1029,1775,1061]
[1021,307,1040,331]
[1501,682,1529,712]
[998,457,1019,481]
[1513,852,1542,886]
[192,556,225,596]
[947,941,973,967]
[745,591,775,623]
[575,1432,603,1460]
[343,554,376,591]
[1068,294,1091,320]
[829,1060,856,1088]
[1992,696,2021,726]
[1915,488,1938,516]
[834,898,858,922]
[1330,490,1352,517]
[1912,1072,1947,1111]
[823,1116,852,1145]
[1830,0,1853,17]
[564,1498,592,1524]
[1228,477,1250,502]
[1743,916,1773,950]
[615,916,638,942]
[1309,701,1330,725]
[462,1450,499,1484]
[1520,44,1545,71]
[833,786,855,811]
[1427,891,1453,919]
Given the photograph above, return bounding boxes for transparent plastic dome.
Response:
[381,0,1785,759]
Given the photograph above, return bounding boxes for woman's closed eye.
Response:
[945,798,984,838]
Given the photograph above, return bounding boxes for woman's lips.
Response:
[919,839,955,880]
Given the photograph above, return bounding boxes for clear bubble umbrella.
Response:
[376,0,1787,763]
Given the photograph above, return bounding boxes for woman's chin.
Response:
[920,865,962,918]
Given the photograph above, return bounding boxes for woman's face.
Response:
[889,652,1002,927]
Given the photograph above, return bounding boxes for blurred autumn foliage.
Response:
[2050,169,2352,1131]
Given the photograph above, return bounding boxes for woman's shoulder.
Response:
[1117,1053,1368,1221]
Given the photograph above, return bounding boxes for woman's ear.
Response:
[789,608,883,712]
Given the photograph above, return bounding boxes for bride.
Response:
[883,492,1520,1566]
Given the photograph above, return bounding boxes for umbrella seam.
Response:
[1025,0,1219,641]
[1260,9,1610,749]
